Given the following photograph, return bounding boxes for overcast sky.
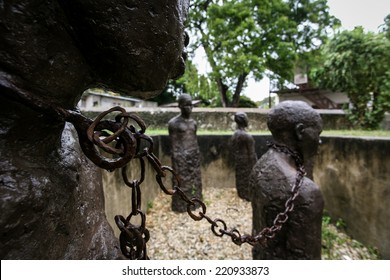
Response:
[241,0,390,101]
[192,1,390,101]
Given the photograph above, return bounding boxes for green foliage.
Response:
[379,13,390,40]
[146,201,154,214]
[177,61,220,105]
[149,80,182,105]
[311,27,390,129]
[321,212,380,260]
[188,0,339,107]
[257,96,276,109]
[238,95,257,108]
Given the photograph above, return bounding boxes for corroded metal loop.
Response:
[87,106,127,144]
[155,165,180,196]
[229,229,243,245]
[130,183,142,215]
[115,212,149,260]
[119,225,145,260]
[262,228,276,239]
[126,210,146,230]
[273,212,289,225]
[173,187,193,205]
[155,175,175,196]
[81,120,137,171]
[146,152,165,177]
[134,135,154,157]
[187,198,206,221]
[284,198,295,212]
[122,158,145,187]
[211,219,227,237]
[199,212,217,227]
[116,112,147,134]
[241,234,261,246]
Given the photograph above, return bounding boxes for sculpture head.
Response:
[0,0,190,108]
[267,101,323,162]
[234,112,249,129]
[178,93,193,119]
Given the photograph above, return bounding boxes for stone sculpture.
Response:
[168,94,203,212]
[231,112,257,201]
[250,101,324,260]
[0,0,189,259]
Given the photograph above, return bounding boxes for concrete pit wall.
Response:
[84,107,355,131]
[102,134,390,259]
[314,136,390,259]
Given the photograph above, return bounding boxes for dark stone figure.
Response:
[250,101,324,260]
[0,0,189,259]
[168,94,203,212]
[231,112,257,201]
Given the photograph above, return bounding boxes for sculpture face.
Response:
[299,123,323,159]
[178,94,193,118]
[0,0,190,107]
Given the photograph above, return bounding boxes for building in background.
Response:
[273,68,349,109]
[78,89,157,110]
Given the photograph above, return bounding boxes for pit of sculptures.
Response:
[168,94,203,212]
[230,112,257,201]
[0,1,324,260]
[250,101,324,260]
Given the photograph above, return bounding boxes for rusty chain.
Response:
[2,83,306,260]
[83,107,306,259]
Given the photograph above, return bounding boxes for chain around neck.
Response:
[267,141,304,171]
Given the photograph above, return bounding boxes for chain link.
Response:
[3,83,308,260]
[82,107,307,259]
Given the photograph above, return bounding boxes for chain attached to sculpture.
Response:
[82,107,306,259]
[3,83,306,259]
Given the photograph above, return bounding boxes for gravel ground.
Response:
[146,187,378,260]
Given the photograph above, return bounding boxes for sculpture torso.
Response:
[168,114,202,212]
[250,149,324,260]
[231,128,257,201]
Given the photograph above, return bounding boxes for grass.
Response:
[321,213,381,260]
[145,129,390,137]
[321,130,390,137]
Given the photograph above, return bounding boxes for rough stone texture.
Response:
[249,101,324,260]
[230,113,257,200]
[168,95,202,212]
[0,0,189,259]
[0,121,121,259]
[250,149,324,259]
[314,136,390,259]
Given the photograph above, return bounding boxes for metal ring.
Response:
[211,219,227,237]
[187,198,206,221]
[80,120,137,171]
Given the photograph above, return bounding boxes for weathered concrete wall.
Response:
[314,136,390,259]
[83,108,356,131]
[102,134,390,259]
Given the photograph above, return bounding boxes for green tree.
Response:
[177,61,220,105]
[379,13,390,40]
[311,27,390,129]
[150,61,219,106]
[188,0,339,107]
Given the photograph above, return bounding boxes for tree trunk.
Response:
[231,73,248,107]
[216,78,229,107]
